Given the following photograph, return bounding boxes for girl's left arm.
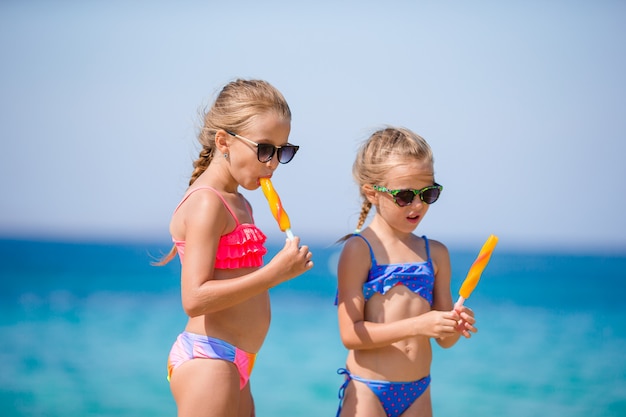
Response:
[430,239,476,348]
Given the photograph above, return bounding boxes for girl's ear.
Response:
[215,129,230,154]
[362,184,377,205]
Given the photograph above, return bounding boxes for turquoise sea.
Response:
[1,238,625,416]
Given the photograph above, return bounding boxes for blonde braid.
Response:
[355,200,372,233]
[335,200,371,243]
[189,146,214,186]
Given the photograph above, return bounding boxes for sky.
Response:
[1,1,625,253]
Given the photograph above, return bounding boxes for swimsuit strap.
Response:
[174,186,242,226]
[336,368,351,417]
[352,234,430,266]
[422,235,431,261]
[351,233,378,266]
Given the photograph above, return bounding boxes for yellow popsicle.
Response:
[259,178,294,239]
[458,234,498,303]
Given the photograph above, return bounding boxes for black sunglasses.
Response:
[373,183,443,207]
[226,130,299,164]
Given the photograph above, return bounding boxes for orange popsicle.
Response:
[259,178,294,240]
[455,234,498,309]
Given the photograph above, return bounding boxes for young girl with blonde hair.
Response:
[158,79,313,417]
[335,127,476,417]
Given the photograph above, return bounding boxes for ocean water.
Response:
[1,238,625,417]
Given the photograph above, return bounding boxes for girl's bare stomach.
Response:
[184,269,272,353]
[347,336,433,382]
[351,287,433,381]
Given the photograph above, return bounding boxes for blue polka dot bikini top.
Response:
[353,234,435,306]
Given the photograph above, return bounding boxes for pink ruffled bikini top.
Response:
[172,186,267,269]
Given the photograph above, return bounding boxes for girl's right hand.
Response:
[267,236,314,285]
[414,310,459,339]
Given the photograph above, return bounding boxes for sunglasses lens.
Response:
[277,145,298,164]
[257,144,275,162]
[394,190,415,207]
[421,187,441,204]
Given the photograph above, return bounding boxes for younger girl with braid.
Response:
[335,127,477,417]
[157,79,313,417]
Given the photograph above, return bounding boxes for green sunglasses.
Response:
[373,183,443,207]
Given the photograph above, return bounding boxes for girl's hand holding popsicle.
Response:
[259,178,313,274]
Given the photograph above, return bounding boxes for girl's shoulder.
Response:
[424,237,448,254]
[423,237,450,274]
[338,233,374,271]
[341,233,372,256]
[171,186,234,238]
